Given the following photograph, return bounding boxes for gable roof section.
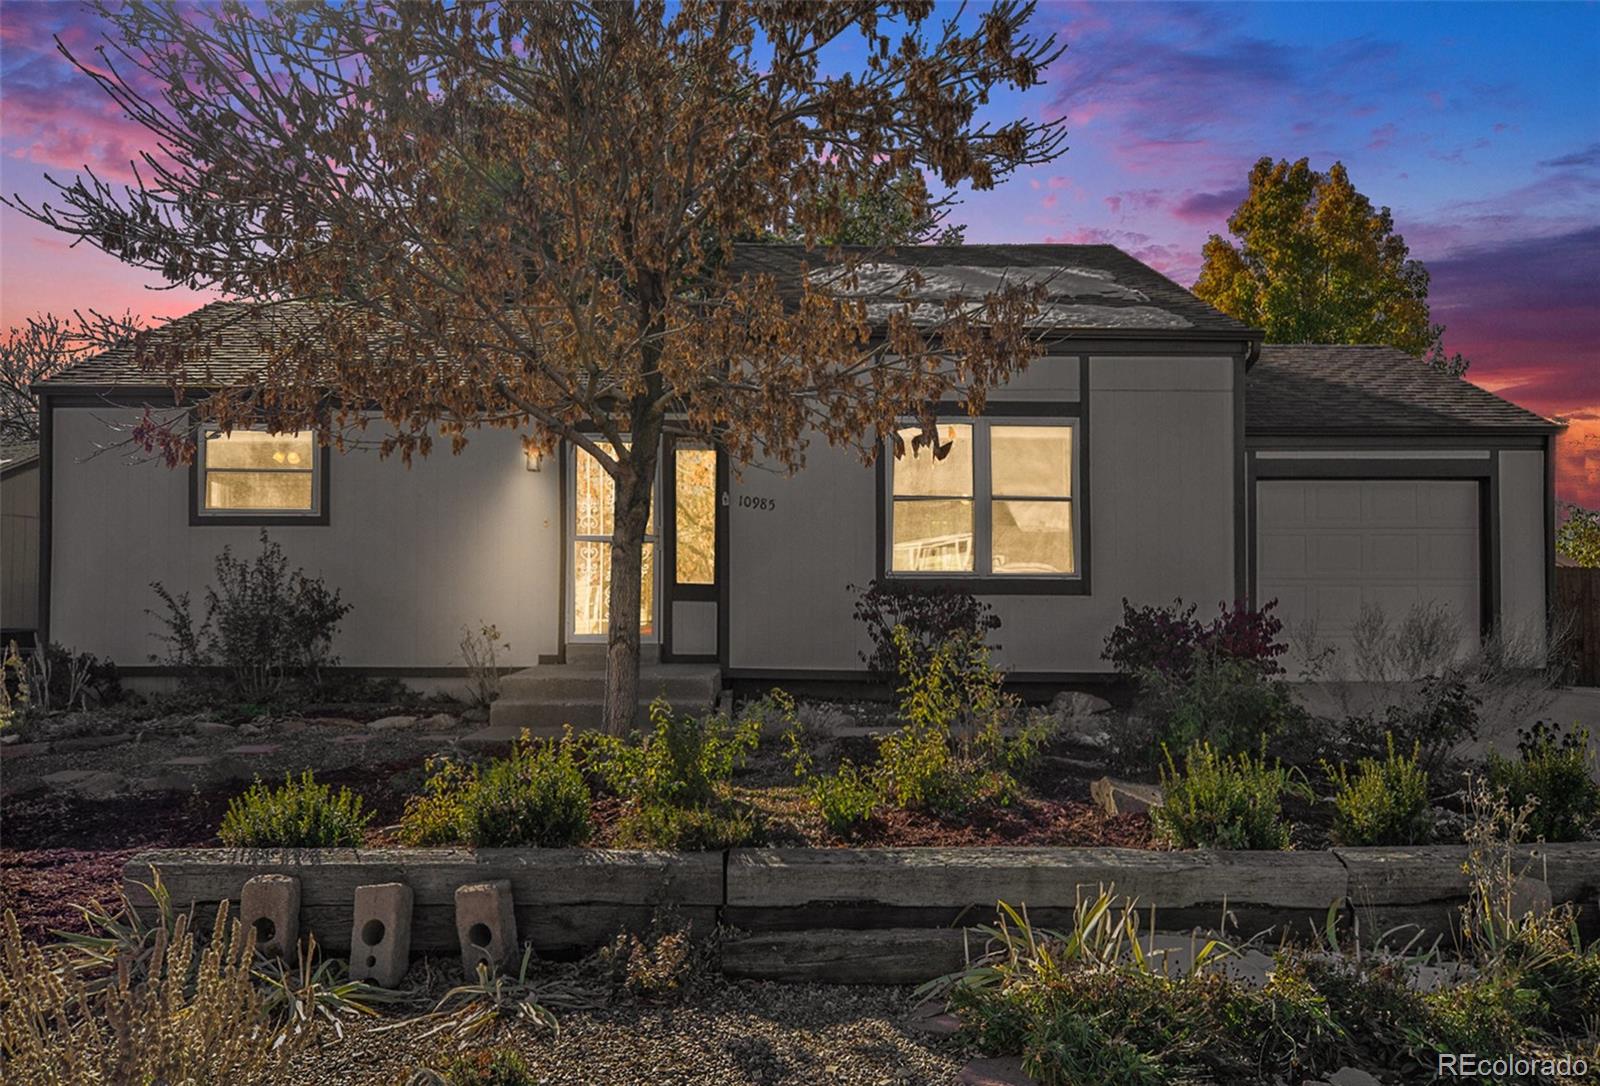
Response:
[1248,344,1561,434]
[38,245,1256,389]
[1,441,40,476]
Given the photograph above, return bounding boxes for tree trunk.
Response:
[603,422,663,735]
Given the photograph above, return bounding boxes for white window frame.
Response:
[886,417,1080,580]
[195,426,324,519]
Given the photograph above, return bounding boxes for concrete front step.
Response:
[499,664,720,704]
[480,699,695,738]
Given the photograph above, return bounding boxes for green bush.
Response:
[1152,741,1296,850]
[219,770,371,847]
[1122,651,1307,766]
[398,732,591,848]
[1336,676,1479,776]
[591,699,759,810]
[614,802,762,850]
[1487,721,1600,842]
[808,761,878,836]
[442,1048,535,1086]
[588,700,762,849]
[1325,736,1433,846]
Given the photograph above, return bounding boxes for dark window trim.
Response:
[662,437,722,664]
[874,364,1090,596]
[188,424,331,527]
[1246,452,1499,637]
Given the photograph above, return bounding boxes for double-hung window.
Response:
[196,428,323,519]
[888,418,1077,579]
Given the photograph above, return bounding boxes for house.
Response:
[29,245,1562,720]
[2,441,41,643]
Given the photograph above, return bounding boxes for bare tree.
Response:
[0,311,144,443]
[10,0,1068,732]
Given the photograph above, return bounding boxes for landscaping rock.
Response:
[40,769,124,798]
[905,1003,963,1037]
[462,706,490,724]
[52,733,132,753]
[368,714,419,732]
[1090,776,1163,816]
[419,712,459,730]
[193,721,234,736]
[1327,1069,1382,1086]
[226,743,281,756]
[960,1056,1038,1086]
[1051,690,1112,717]
[127,772,197,794]
[0,740,51,758]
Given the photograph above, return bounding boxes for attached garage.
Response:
[1247,345,1562,670]
[1255,477,1484,658]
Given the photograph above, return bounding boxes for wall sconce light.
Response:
[525,448,544,472]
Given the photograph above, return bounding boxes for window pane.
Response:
[892,423,972,497]
[572,539,655,636]
[675,447,716,584]
[205,471,314,511]
[575,444,615,537]
[991,425,1070,497]
[992,500,1074,574]
[205,429,314,470]
[892,499,973,572]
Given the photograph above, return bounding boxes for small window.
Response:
[199,429,320,515]
[889,419,1076,578]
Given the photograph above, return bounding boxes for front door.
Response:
[568,441,660,644]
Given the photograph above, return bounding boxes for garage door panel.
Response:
[1308,483,1363,523]
[1258,534,1307,577]
[1364,484,1420,525]
[1310,535,1364,575]
[1256,480,1481,665]
[1367,534,1421,576]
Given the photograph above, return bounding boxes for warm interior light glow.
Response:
[203,429,316,512]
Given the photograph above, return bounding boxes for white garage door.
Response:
[1256,479,1481,660]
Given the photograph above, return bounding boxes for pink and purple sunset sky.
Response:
[2,1,1596,503]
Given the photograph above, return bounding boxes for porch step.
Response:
[499,664,719,704]
[487,662,721,735]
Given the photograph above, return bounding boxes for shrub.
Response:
[1325,736,1433,846]
[850,577,1000,681]
[1153,741,1297,850]
[588,700,762,849]
[399,732,591,848]
[807,761,879,836]
[0,905,300,1084]
[1338,676,1480,776]
[24,642,122,713]
[460,623,509,708]
[441,1048,536,1086]
[1555,502,1600,568]
[613,802,762,850]
[1102,597,1285,681]
[1121,650,1307,765]
[219,770,372,847]
[150,530,351,702]
[1487,721,1600,843]
[597,910,698,999]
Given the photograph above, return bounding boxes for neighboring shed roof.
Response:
[1248,344,1561,434]
[39,245,1257,389]
[1,441,40,476]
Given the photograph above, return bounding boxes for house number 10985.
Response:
[738,495,776,512]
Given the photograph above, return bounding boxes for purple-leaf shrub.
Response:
[1103,597,1286,680]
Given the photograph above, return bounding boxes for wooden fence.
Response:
[1557,567,1600,686]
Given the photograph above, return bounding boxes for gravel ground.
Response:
[285,978,965,1086]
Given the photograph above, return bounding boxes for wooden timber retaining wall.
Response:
[125,844,1600,981]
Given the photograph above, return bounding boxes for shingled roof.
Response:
[38,244,1256,389]
[1248,344,1561,434]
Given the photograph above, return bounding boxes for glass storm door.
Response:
[662,439,721,661]
[568,442,659,642]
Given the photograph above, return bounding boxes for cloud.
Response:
[1171,187,1246,224]
[1538,142,1600,170]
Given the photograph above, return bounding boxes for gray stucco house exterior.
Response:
[28,244,1562,690]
